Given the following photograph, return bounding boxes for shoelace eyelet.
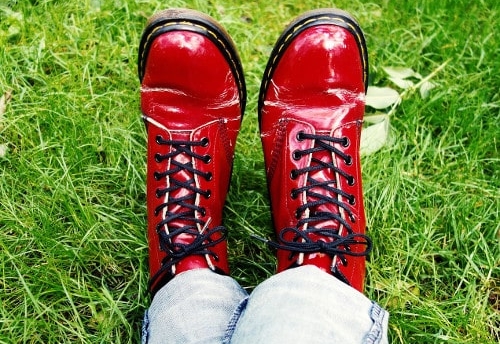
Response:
[344,156,353,166]
[201,137,209,147]
[153,171,162,181]
[290,169,299,180]
[295,210,301,219]
[205,172,213,181]
[154,153,162,163]
[292,150,301,160]
[348,196,356,205]
[204,190,212,199]
[342,137,350,147]
[347,176,355,186]
[203,155,212,164]
[296,131,305,141]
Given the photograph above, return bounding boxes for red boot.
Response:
[138,9,246,295]
[259,9,372,292]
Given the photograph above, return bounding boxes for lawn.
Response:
[0,0,498,342]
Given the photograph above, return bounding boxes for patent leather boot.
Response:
[138,9,246,295]
[259,9,372,292]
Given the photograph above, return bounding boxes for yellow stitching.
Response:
[140,20,244,103]
[260,16,368,105]
[140,22,179,73]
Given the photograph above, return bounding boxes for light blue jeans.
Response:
[142,265,389,343]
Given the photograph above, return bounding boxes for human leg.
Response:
[143,269,248,344]
[229,265,388,344]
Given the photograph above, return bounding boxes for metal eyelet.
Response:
[205,172,213,181]
[295,210,301,219]
[296,131,305,141]
[154,153,162,163]
[344,156,353,166]
[201,137,209,147]
[342,137,350,147]
[290,169,298,180]
[347,176,355,186]
[349,196,356,205]
[155,135,162,144]
[153,171,161,180]
[204,190,212,199]
[292,150,301,160]
[203,155,212,164]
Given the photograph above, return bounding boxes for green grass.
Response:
[0,0,498,342]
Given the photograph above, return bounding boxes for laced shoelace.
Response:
[266,131,372,284]
[149,134,226,291]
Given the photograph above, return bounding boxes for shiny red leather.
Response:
[259,10,369,292]
[139,9,245,293]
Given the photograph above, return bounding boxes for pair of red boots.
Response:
[138,8,372,296]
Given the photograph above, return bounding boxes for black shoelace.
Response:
[266,131,372,284]
[149,135,226,291]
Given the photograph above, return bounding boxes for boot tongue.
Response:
[304,130,341,232]
[166,131,200,244]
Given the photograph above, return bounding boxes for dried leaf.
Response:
[361,114,389,155]
[90,0,102,11]
[8,10,23,22]
[389,76,414,89]
[419,81,436,99]
[383,66,421,80]
[364,113,389,125]
[7,25,20,38]
[0,90,13,121]
[365,86,401,109]
[0,144,7,158]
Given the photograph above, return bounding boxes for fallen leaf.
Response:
[419,81,436,99]
[365,86,400,109]
[7,25,20,39]
[0,90,13,121]
[0,144,7,158]
[389,76,414,89]
[6,10,23,22]
[383,66,422,80]
[361,114,389,155]
[364,113,389,125]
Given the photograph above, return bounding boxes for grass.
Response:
[0,0,498,342]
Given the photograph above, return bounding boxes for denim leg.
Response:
[228,265,389,344]
[142,269,248,344]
